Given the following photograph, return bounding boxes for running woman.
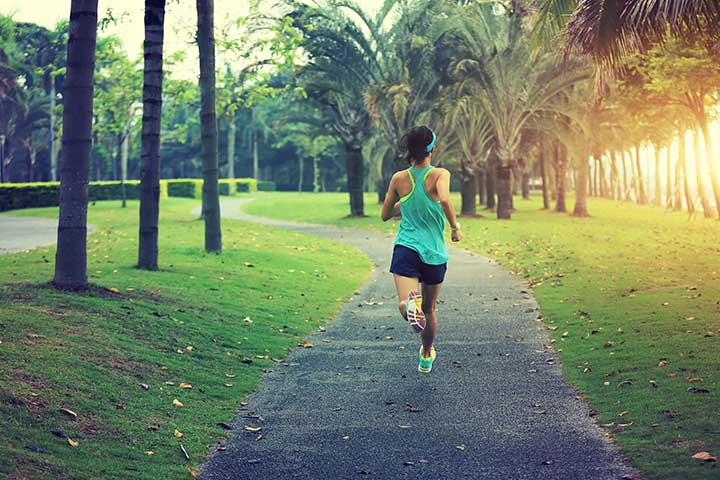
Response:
[380,126,462,373]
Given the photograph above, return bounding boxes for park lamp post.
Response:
[0,133,5,183]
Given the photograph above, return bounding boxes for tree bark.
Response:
[485,162,496,210]
[197,0,222,253]
[313,155,320,193]
[227,114,235,179]
[674,142,683,211]
[477,168,486,205]
[252,129,259,180]
[621,151,630,201]
[521,171,530,200]
[634,145,647,204]
[345,144,365,216]
[555,142,567,213]
[460,175,477,216]
[666,146,673,209]
[49,79,57,181]
[692,130,712,217]
[699,117,720,219]
[121,129,129,208]
[496,165,512,219]
[138,0,165,270]
[572,156,590,217]
[298,156,303,192]
[540,145,549,209]
[53,0,98,290]
[609,150,620,200]
[679,131,694,214]
[653,144,662,207]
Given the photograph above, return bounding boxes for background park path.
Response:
[0,215,61,254]
[200,199,634,480]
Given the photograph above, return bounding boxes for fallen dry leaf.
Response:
[542,459,554,465]
[187,467,199,478]
[174,429,183,438]
[403,460,414,466]
[691,452,717,462]
[173,399,184,408]
[144,450,155,456]
[302,342,313,348]
[244,426,262,433]
[419,459,429,464]
[658,360,668,367]
[179,383,192,389]
[67,437,78,447]
[59,408,78,419]
[455,444,465,451]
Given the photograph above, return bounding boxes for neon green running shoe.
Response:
[418,345,436,373]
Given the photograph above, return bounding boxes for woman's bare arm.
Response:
[436,169,463,241]
[381,175,401,221]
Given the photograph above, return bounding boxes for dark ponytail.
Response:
[399,126,436,165]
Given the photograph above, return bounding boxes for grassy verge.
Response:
[244,191,720,480]
[0,198,370,479]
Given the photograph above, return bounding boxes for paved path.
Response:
[0,215,60,254]
[202,199,634,479]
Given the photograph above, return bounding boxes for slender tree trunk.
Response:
[345,144,365,216]
[521,171,530,200]
[252,130,259,181]
[555,142,567,213]
[693,129,712,217]
[138,0,165,270]
[666,146,673,209]
[298,156,303,192]
[53,0,98,290]
[572,155,590,217]
[540,145,549,209]
[609,150,620,200]
[121,129,129,208]
[699,117,720,219]
[680,131,694,214]
[634,145,647,204]
[49,79,57,181]
[313,155,320,193]
[460,158,477,216]
[485,162,496,210]
[674,142,683,211]
[227,114,235,179]
[496,165,512,219]
[622,151,630,201]
[653,144,662,207]
[477,168,486,205]
[197,0,221,252]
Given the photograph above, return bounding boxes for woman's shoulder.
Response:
[431,166,450,177]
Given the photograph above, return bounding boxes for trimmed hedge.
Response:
[0,177,261,212]
[0,180,169,212]
[257,181,276,192]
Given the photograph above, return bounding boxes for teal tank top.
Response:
[394,165,448,265]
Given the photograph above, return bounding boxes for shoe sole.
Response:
[407,291,425,332]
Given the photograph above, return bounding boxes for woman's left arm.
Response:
[381,175,400,221]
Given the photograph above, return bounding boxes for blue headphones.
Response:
[426,130,437,152]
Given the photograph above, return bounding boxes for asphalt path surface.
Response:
[199,199,634,480]
[0,215,59,254]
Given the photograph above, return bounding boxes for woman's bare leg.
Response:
[420,282,443,357]
[393,274,420,320]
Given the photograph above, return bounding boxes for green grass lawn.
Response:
[0,198,370,479]
[245,191,720,480]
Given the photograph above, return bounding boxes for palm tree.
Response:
[138,0,166,270]
[53,0,99,290]
[196,0,221,252]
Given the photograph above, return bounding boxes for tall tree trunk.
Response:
[693,129,712,217]
[252,130,259,181]
[477,168,486,205]
[227,114,235,179]
[121,130,129,208]
[138,0,165,270]
[540,145,549,209]
[699,117,720,219]
[634,145,647,204]
[674,142,683,211]
[622,151,630,201]
[572,156,590,217]
[598,155,608,198]
[197,0,221,253]
[496,165,512,219]
[49,79,57,181]
[609,150,620,200]
[345,144,365,216]
[485,162,496,210]
[460,158,477,216]
[653,144,662,207]
[521,171,530,200]
[680,131,694,214]
[555,142,567,213]
[53,0,98,290]
[313,155,320,193]
[666,146,673,209]
[298,156,303,192]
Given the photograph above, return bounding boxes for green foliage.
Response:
[165,179,203,199]
[0,181,169,212]
[257,180,277,191]
[0,199,369,479]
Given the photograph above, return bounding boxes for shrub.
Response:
[235,178,257,193]
[219,180,236,196]
[166,179,203,199]
[257,181,276,192]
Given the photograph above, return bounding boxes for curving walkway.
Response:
[0,215,60,254]
[199,199,634,480]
